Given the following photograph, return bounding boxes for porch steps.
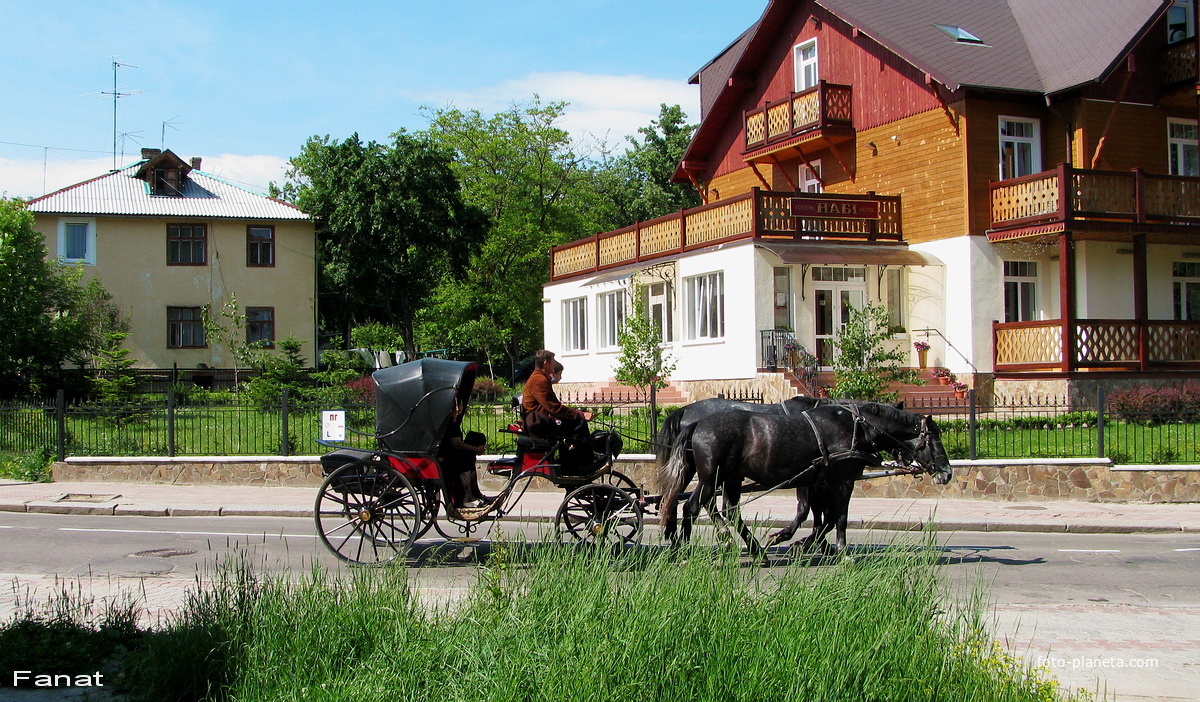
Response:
[775,368,963,412]
[578,380,691,406]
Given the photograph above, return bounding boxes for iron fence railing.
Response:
[5,387,1197,464]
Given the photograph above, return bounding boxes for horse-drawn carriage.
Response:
[313,359,953,566]
[314,359,644,565]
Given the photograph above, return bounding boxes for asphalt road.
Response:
[2,511,1198,700]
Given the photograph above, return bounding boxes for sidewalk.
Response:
[2,478,1198,533]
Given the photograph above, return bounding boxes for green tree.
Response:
[0,198,122,397]
[613,291,676,397]
[831,303,920,402]
[589,104,701,230]
[275,132,488,358]
[420,97,595,370]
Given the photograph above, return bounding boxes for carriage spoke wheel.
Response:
[314,458,422,566]
[555,484,643,548]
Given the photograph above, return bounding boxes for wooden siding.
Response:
[706,5,947,185]
[1076,100,1171,172]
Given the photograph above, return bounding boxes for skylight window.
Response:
[935,24,986,45]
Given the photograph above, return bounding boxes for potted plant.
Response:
[951,381,968,399]
[913,340,930,369]
[932,367,953,385]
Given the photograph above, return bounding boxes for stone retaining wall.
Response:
[52,456,1200,503]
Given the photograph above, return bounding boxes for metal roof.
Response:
[26,161,310,221]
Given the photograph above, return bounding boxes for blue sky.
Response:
[1,1,764,199]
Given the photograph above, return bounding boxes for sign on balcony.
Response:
[790,197,880,220]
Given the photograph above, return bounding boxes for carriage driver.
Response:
[521,350,593,444]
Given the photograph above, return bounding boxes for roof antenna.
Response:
[161,116,181,149]
[101,58,142,171]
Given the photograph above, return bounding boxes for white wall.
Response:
[912,237,993,374]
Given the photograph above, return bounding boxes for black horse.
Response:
[659,403,951,556]
[656,396,902,549]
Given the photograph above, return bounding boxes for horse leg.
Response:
[766,486,810,547]
[830,481,855,552]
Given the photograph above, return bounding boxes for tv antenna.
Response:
[118,130,144,163]
[161,116,181,149]
[98,58,143,170]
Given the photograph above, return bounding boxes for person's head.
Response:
[534,349,557,374]
[550,361,564,384]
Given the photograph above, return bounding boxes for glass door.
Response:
[813,267,866,367]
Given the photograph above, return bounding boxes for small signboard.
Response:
[321,410,346,442]
[790,197,880,220]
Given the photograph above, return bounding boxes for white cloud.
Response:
[416,71,699,148]
[200,154,290,194]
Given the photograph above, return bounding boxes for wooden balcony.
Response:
[994,319,1200,373]
[550,190,901,281]
[989,164,1200,241]
[1162,36,1198,87]
[744,81,853,153]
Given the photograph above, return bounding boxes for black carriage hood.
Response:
[373,358,477,454]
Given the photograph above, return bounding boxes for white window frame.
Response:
[562,297,587,352]
[1168,0,1195,42]
[999,117,1042,180]
[793,39,819,92]
[1168,119,1198,177]
[884,267,905,331]
[645,281,674,343]
[57,217,96,265]
[685,271,725,341]
[1003,261,1039,323]
[1173,262,1200,320]
[596,289,627,350]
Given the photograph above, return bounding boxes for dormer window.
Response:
[153,168,183,196]
[935,24,986,45]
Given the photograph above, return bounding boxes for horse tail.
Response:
[655,406,687,469]
[658,422,696,540]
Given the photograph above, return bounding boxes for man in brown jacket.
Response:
[521,349,593,442]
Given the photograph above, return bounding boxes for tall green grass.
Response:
[105,541,1091,702]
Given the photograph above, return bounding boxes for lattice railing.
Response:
[1162,38,1198,86]
[639,217,682,257]
[551,240,597,278]
[1075,321,1138,364]
[792,92,820,130]
[598,228,636,267]
[744,82,853,150]
[745,111,766,145]
[1144,176,1200,221]
[995,323,1062,366]
[991,173,1059,224]
[1148,323,1200,362]
[685,197,754,247]
[1072,172,1135,216]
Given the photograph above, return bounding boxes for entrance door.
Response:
[813,267,867,367]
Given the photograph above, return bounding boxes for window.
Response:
[167,307,206,348]
[153,168,183,197]
[686,272,725,340]
[168,224,207,265]
[999,117,1041,180]
[563,297,587,352]
[793,39,819,92]
[247,225,276,267]
[1003,261,1038,322]
[646,282,674,343]
[884,267,904,330]
[247,307,275,347]
[1168,120,1199,177]
[1168,0,1195,42]
[596,290,627,349]
[935,24,986,45]
[57,218,95,265]
[1173,262,1200,320]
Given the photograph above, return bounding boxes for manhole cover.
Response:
[55,493,121,503]
[1004,504,1048,511]
[132,548,197,558]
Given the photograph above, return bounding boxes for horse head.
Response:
[912,415,953,484]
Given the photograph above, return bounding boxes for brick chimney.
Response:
[141,148,161,159]
[190,157,202,170]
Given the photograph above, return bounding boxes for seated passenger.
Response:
[439,399,489,508]
[521,350,595,470]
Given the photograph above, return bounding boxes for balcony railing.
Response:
[1162,36,1198,86]
[994,318,1200,373]
[550,190,902,281]
[989,164,1200,236]
[744,81,853,151]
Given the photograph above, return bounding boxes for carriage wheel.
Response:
[596,470,639,496]
[314,458,423,566]
[555,484,643,548]
[413,484,441,540]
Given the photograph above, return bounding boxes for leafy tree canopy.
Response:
[275,132,488,358]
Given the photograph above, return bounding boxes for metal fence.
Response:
[4,387,1195,464]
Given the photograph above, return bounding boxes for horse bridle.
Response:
[802,406,940,478]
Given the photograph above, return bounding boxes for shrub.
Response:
[1148,445,1180,464]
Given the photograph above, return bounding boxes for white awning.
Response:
[756,241,943,266]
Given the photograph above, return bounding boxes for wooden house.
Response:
[543,0,1200,403]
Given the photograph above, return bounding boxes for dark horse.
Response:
[659,403,952,556]
[655,396,902,549]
